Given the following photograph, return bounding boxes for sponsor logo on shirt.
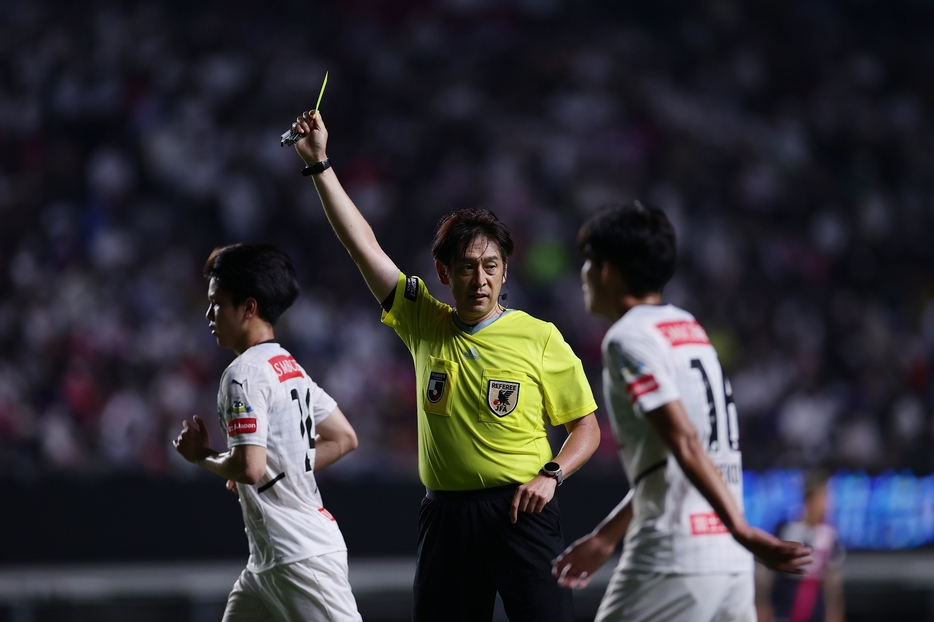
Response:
[427,371,447,403]
[268,355,304,382]
[625,375,659,404]
[487,380,519,417]
[404,276,418,301]
[228,418,257,436]
[656,320,710,347]
[463,347,480,360]
[690,512,729,535]
[610,342,659,404]
[318,507,336,521]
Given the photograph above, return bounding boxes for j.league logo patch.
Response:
[427,371,447,403]
[488,380,519,417]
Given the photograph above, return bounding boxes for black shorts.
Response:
[413,484,573,622]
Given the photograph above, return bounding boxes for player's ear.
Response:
[435,260,450,286]
[502,261,507,283]
[241,297,259,320]
[600,260,625,292]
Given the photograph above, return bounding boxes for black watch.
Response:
[540,461,563,486]
[302,159,331,176]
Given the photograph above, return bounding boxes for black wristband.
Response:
[302,159,331,176]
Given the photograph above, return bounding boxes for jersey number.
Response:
[291,388,315,472]
[689,359,739,452]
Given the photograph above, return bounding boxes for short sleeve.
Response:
[381,272,450,352]
[605,330,679,416]
[309,380,338,425]
[219,364,269,448]
[541,324,598,426]
[381,272,422,350]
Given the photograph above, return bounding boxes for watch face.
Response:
[544,461,560,473]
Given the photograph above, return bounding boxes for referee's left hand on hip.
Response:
[509,474,557,524]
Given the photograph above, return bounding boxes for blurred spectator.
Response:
[756,470,846,622]
[0,0,932,480]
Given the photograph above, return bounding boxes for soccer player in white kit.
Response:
[552,203,812,622]
[174,243,362,622]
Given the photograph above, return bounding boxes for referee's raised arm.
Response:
[291,110,400,303]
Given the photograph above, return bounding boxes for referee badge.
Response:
[487,380,519,417]
[427,371,447,403]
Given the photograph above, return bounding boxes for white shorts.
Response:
[222,552,362,622]
[595,570,755,622]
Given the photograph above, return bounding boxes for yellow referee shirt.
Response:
[382,273,597,491]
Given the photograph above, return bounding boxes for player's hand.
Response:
[735,525,812,574]
[172,415,214,465]
[509,474,557,524]
[292,110,328,166]
[551,532,615,589]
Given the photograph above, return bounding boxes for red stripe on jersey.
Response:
[690,512,729,535]
[318,507,335,521]
[268,355,304,382]
[656,320,710,347]
[625,375,659,403]
[228,418,257,436]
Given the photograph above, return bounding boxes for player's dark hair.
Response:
[578,202,677,296]
[203,243,299,326]
[431,208,514,267]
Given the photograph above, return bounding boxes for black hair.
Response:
[431,208,514,266]
[578,202,677,296]
[203,243,299,326]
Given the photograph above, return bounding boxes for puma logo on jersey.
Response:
[269,355,304,382]
[463,347,480,360]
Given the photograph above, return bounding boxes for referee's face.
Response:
[441,235,506,325]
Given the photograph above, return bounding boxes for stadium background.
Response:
[1,0,933,620]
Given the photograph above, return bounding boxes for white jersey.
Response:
[218,342,347,573]
[603,304,752,574]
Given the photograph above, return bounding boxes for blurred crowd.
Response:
[1,0,932,482]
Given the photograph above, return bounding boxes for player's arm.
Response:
[509,413,600,524]
[314,406,359,471]
[173,415,267,484]
[754,562,776,622]
[552,489,633,589]
[645,401,812,573]
[291,111,399,303]
[556,413,601,478]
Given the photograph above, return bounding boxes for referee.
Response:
[290,110,600,622]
